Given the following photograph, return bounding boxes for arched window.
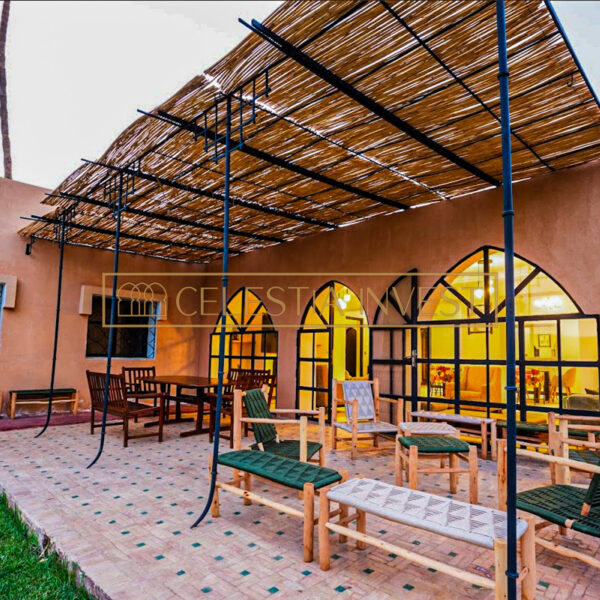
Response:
[416,247,599,419]
[210,288,278,396]
[297,281,369,418]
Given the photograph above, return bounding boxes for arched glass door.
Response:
[297,281,369,419]
[210,288,278,398]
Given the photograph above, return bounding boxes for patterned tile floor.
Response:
[1,420,600,599]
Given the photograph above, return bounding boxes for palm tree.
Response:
[0,0,11,179]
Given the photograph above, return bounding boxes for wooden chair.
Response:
[209,369,274,447]
[331,379,399,460]
[87,370,165,448]
[547,412,600,481]
[233,387,326,465]
[498,438,600,570]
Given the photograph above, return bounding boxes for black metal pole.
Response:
[496,3,518,599]
[35,218,67,437]
[192,95,231,528]
[87,174,124,468]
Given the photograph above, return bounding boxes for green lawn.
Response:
[0,494,94,600]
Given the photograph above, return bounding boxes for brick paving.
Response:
[1,420,600,599]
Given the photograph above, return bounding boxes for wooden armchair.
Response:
[232,387,326,465]
[331,379,399,460]
[87,370,164,447]
[498,438,600,569]
[547,412,600,481]
[208,369,274,447]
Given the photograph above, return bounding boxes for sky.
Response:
[6,1,600,189]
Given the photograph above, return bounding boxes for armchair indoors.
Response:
[446,365,501,407]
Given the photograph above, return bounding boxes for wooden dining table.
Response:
[143,375,231,438]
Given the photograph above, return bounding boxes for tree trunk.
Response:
[0,0,11,179]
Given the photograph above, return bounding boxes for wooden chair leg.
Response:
[481,422,488,460]
[331,424,337,450]
[491,422,498,461]
[303,482,315,562]
[319,446,325,467]
[318,490,331,570]
[521,516,537,600]
[449,451,458,494]
[356,509,367,550]
[339,502,348,543]
[468,445,478,504]
[10,392,16,420]
[351,403,358,461]
[90,407,95,434]
[373,433,379,448]
[73,390,79,415]
[243,472,252,505]
[408,445,418,490]
[211,486,220,518]
[395,440,403,486]
[123,415,129,448]
[158,398,164,443]
[493,537,508,600]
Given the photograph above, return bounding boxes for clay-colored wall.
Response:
[3,160,599,414]
[197,160,600,408]
[0,178,205,411]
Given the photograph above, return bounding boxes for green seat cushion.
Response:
[570,449,600,466]
[496,420,587,439]
[251,439,322,461]
[218,450,341,490]
[517,484,600,537]
[397,435,470,453]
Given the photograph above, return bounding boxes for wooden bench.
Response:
[211,449,346,562]
[3,388,78,419]
[411,410,498,460]
[319,478,536,599]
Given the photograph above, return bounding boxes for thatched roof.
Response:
[20,0,600,263]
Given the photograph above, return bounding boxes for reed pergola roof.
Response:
[20,0,600,263]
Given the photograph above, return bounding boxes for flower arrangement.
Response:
[526,368,545,389]
[431,365,454,384]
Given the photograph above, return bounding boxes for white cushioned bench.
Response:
[319,478,536,599]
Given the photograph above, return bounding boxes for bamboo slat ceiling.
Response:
[20,0,600,263]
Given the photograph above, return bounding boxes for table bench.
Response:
[4,388,78,419]
[319,478,536,599]
[411,410,497,460]
[212,449,345,562]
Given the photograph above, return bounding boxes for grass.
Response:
[0,494,95,600]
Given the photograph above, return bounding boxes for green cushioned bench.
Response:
[212,449,345,562]
[218,450,341,490]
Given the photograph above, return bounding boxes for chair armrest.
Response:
[516,447,600,475]
[240,417,298,425]
[556,415,600,422]
[376,396,399,405]
[271,408,319,415]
